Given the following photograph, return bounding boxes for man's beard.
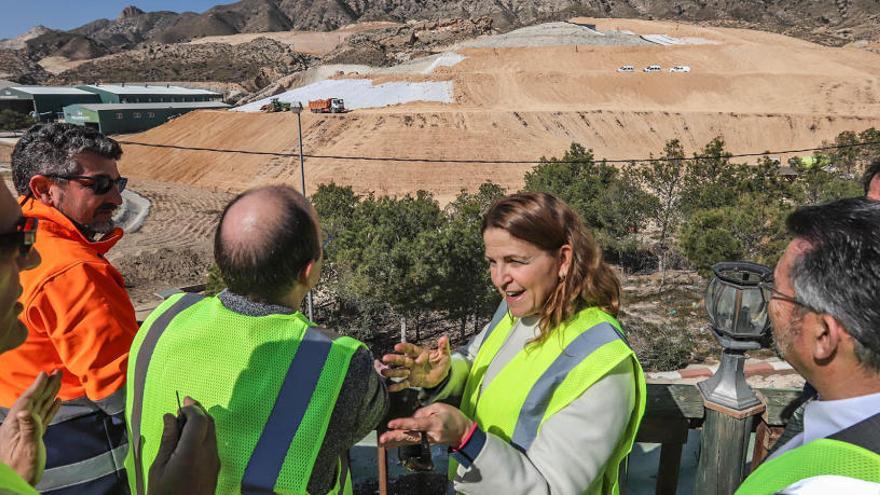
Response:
[771,312,803,361]
[86,217,118,234]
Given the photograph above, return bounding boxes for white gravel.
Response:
[234,78,454,112]
[460,22,650,48]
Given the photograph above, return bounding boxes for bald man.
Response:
[124,185,388,495]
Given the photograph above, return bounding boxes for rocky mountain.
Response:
[0,26,53,50]
[325,17,495,66]
[48,38,315,92]
[0,49,50,84]
[23,31,108,60]
[1,0,879,88]
[38,0,880,54]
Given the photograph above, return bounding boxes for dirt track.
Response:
[118,17,880,205]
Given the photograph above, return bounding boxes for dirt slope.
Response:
[119,19,880,204]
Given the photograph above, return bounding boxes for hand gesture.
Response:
[378,403,473,448]
[148,397,220,495]
[381,335,451,392]
[0,370,62,486]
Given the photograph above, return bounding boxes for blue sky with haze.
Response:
[1,1,231,39]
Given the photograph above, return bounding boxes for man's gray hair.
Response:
[11,123,122,196]
[787,198,880,372]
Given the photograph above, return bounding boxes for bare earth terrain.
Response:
[118,19,880,205]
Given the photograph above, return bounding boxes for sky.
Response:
[1,1,232,40]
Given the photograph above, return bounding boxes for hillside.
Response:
[49,38,315,91]
[2,1,879,86]
[117,19,880,204]
[58,0,880,48]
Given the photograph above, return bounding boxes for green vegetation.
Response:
[311,182,505,347]
[0,110,35,132]
[205,128,877,368]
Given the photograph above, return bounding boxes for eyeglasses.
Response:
[46,174,128,195]
[757,280,820,313]
[0,216,38,257]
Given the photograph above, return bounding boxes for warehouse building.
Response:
[63,101,229,134]
[78,84,223,104]
[0,86,101,120]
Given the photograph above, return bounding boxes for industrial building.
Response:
[0,86,101,120]
[63,101,230,134]
[77,84,222,104]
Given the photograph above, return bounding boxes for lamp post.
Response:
[290,101,313,321]
[695,261,772,495]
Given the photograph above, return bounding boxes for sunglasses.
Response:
[46,174,128,195]
[0,216,38,257]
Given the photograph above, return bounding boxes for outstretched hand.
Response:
[0,370,62,486]
[381,335,452,392]
[379,403,473,448]
[148,397,220,495]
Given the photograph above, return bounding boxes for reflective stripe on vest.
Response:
[511,322,625,451]
[37,443,127,492]
[129,292,204,495]
[241,326,335,494]
[0,387,128,493]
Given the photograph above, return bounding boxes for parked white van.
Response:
[643,65,662,72]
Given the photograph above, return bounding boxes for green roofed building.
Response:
[63,101,230,134]
[0,86,101,120]
[77,84,222,104]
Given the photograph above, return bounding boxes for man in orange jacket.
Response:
[0,123,136,494]
[0,178,220,494]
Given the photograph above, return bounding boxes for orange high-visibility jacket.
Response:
[0,199,137,406]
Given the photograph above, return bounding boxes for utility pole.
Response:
[291,101,314,321]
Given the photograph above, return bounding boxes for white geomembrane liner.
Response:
[234,78,454,112]
[421,52,466,74]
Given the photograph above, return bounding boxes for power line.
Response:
[115,138,880,165]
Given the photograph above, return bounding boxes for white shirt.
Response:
[768,390,880,493]
[779,476,880,495]
[769,390,880,459]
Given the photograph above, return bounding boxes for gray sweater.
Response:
[219,290,389,494]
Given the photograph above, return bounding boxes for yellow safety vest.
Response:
[0,463,38,495]
[125,293,359,495]
[451,302,646,495]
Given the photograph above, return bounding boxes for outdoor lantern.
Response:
[699,261,773,411]
[705,261,773,347]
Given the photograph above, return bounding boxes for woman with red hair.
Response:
[381,192,646,494]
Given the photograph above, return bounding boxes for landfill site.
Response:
[6,17,880,309]
[120,18,880,201]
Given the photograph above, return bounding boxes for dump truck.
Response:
[308,98,346,113]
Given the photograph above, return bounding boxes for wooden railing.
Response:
[635,382,802,494]
[376,382,804,495]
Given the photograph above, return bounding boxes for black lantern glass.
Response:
[705,261,772,349]
[699,261,773,411]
